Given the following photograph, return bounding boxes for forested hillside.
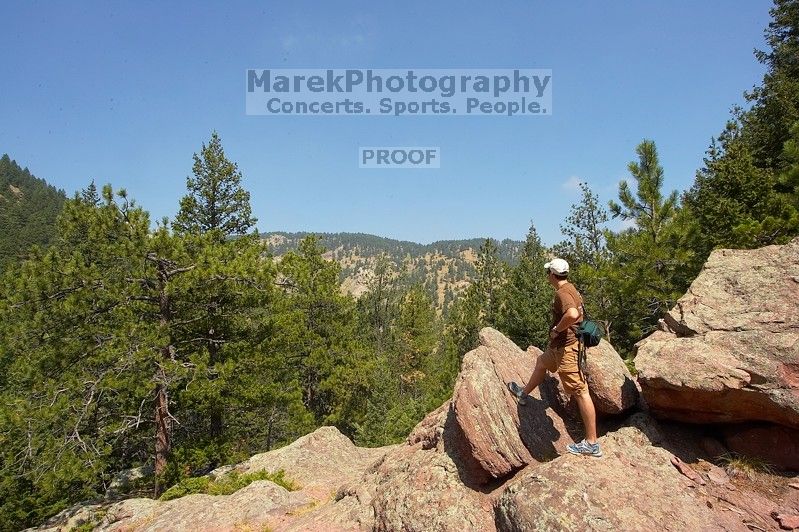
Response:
[0,154,66,271]
[262,231,522,313]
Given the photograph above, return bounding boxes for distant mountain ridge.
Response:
[0,152,523,310]
[260,231,523,313]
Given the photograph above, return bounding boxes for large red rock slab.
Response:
[452,328,576,482]
[636,238,799,428]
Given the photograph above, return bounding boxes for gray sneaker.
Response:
[507,381,528,405]
[567,439,603,457]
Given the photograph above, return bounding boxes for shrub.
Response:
[159,469,298,501]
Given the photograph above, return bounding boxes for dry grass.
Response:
[718,453,774,479]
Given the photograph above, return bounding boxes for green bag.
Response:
[576,305,603,348]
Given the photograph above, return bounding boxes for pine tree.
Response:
[609,140,679,245]
[744,0,799,169]
[444,239,507,357]
[497,224,551,350]
[169,132,267,457]
[277,235,364,433]
[472,238,506,326]
[173,132,257,237]
[0,186,157,526]
[554,182,608,268]
[602,141,693,353]
[395,284,437,394]
[685,122,797,251]
[684,0,799,254]
[357,253,403,357]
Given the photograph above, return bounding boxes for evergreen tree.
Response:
[779,121,799,206]
[602,141,693,353]
[685,122,797,251]
[168,132,267,459]
[0,155,66,272]
[0,186,157,526]
[357,253,403,356]
[173,132,257,237]
[685,0,799,255]
[444,239,507,357]
[497,223,551,350]
[554,182,609,269]
[609,140,678,245]
[472,238,506,326]
[743,0,799,169]
[276,235,366,435]
[395,284,437,394]
[167,231,281,470]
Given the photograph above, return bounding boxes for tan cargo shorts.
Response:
[540,342,587,396]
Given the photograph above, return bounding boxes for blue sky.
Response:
[0,1,771,245]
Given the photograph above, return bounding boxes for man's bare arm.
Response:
[550,307,581,338]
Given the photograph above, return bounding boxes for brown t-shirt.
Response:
[549,282,583,348]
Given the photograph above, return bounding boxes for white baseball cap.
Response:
[544,258,569,275]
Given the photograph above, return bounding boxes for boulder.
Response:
[494,414,745,531]
[545,339,640,417]
[451,328,577,482]
[221,425,394,501]
[584,339,640,414]
[636,238,799,429]
[367,445,495,531]
[100,481,313,531]
[293,437,498,531]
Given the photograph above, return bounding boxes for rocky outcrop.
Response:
[37,427,395,532]
[636,238,799,430]
[102,481,314,531]
[216,425,392,501]
[495,414,721,531]
[584,339,640,414]
[451,328,576,481]
[364,445,496,531]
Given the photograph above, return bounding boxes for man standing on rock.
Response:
[507,258,602,457]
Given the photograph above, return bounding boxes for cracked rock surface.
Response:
[635,238,799,430]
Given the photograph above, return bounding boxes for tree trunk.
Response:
[266,406,276,451]
[152,256,176,497]
[208,340,223,440]
[602,319,612,345]
[153,380,170,497]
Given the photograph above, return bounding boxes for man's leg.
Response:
[522,354,549,395]
[573,389,597,443]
